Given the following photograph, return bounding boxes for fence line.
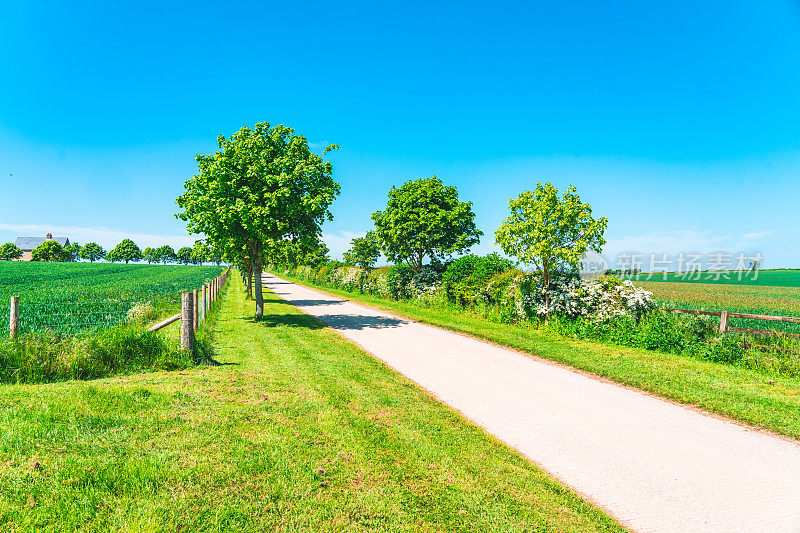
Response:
[664,307,800,338]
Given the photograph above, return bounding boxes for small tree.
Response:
[143,247,157,264]
[108,239,143,264]
[63,242,81,262]
[191,241,210,265]
[157,245,177,264]
[343,232,380,271]
[495,183,607,318]
[32,240,66,262]
[79,242,105,262]
[372,176,482,271]
[177,246,193,264]
[0,243,23,260]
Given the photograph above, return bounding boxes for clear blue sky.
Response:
[2,1,799,268]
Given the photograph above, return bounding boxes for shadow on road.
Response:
[317,314,407,330]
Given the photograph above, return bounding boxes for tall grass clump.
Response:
[0,325,213,384]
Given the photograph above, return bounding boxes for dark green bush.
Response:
[442,253,517,306]
[385,264,415,300]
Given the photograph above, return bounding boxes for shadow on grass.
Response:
[243,312,408,331]
[243,314,326,330]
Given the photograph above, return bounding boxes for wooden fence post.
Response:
[200,285,206,322]
[719,310,729,334]
[181,292,194,352]
[9,296,18,338]
[193,289,199,331]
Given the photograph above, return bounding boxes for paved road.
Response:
[263,273,800,533]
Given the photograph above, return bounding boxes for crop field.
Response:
[631,269,800,287]
[0,262,225,336]
[636,272,800,335]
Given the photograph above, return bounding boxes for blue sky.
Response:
[1,1,799,268]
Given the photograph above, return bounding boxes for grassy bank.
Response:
[270,270,800,441]
[0,273,621,532]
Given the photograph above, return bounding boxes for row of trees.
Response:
[343,179,607,314]
[174,121,606,319]
[0,239,223,265]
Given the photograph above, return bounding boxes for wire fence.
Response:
[0,298,186,336]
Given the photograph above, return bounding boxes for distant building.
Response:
[14,233,70,261]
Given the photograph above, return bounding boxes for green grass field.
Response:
[0,273,622,532]
[0,262,225,335]
[627,268,800,287]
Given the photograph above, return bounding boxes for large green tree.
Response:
[177,122,340,318]
[495,182,607,316]
[107,239,143,264]
[372,176,481,271]
[79,242,105,262]
[0,243,23,261]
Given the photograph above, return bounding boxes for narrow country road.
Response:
[262,273,800,533]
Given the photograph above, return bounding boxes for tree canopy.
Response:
[31,240,67,262]
[143,247,157,264]
[372,176,481,271]
[64,242,82,262]
[495,182,607,315]
[79,242,105,262]
[343,232,380,271]
[191,241,210,264]
[156,245,177,264]
[107,239,143,264]
[176,122,340,318]
[0,243,23,261]
[177,246,193,264]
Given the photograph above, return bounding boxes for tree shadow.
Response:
[241,314,326,330]
[206,360,240,367]
[316,314,408,330]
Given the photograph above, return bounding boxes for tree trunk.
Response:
[246,268,253,299]
[253,244,264,319]
[542,259,550,324]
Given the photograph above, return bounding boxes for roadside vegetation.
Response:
[0,274,622,532]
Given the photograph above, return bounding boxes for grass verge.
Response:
[271,270,800,441]
[0,273,622,532]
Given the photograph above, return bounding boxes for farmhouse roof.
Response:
[15,236,70,250]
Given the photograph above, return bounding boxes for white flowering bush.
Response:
[486,272,656,321]
[573,277,655,320]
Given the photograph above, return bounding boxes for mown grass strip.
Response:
[272,270,800,441]
[0,274,622,532]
